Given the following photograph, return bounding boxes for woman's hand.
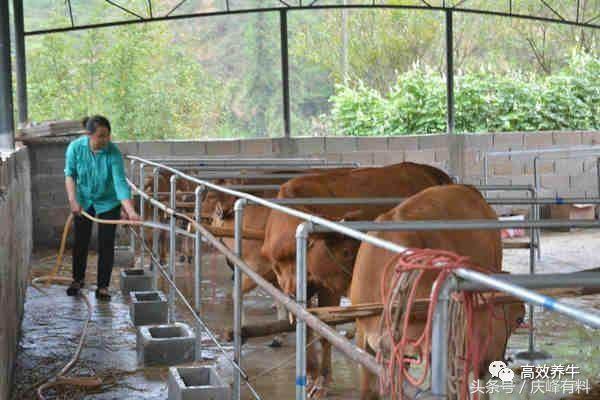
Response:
[126,210,142,222]
[69,199,82,215]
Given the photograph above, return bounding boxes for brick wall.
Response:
[23,130,598,247]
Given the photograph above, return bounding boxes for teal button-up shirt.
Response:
[64,135,131,214]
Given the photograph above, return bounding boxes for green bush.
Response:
[328,51,599,136]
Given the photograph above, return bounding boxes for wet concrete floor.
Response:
[11,230,600,399]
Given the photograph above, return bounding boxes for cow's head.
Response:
[263,210,364,297]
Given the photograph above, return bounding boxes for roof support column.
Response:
[279,10,291,138]
[0,0,15,151]
[445,9,454,135]
[445,9,465,179]
[14,0,28,125]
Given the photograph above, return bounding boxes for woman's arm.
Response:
[120,198,140,221]
[65,176,82,215]
[111,149,141,221]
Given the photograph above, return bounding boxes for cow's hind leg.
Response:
[357,323,379,400]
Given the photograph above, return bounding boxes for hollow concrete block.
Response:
[137,323,196,366]
[168,366,231,400]
[129,291,168,326]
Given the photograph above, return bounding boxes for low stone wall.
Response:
[25,130,600,248]
[0,146,33,400]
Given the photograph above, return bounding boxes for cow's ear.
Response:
[339,209,368,222]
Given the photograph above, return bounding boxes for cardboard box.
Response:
[549,204,596,231]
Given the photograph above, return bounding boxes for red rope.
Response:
[377,248,500,400]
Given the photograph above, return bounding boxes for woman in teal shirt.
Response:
[64,115,140,300]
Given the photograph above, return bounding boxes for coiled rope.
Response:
[377,249,503,400]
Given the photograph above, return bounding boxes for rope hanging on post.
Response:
[377,249,503,400]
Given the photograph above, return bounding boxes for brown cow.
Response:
[350,185,524,399]
[260,162,452,395]
[204,170,352,320]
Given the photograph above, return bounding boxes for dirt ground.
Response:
[11,229,600,399]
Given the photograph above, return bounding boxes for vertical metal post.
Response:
[596,157,600,201]
[194,185,204,362]
[483,154,489,185]
[431,276,456,397]
[0,0,15,150]
[129,160,137,263]
[516,157,550,360]
[341,0,349,81]
[13,0,27,125]
[194,186,204,312]
[533,156,542,260]
[139,163,146,269]
[168,175,177,323]
[152,167,160,287]
[296,222,311,400]
[445,9,455,135]
[233,199,246,400]
[280,10,291,138]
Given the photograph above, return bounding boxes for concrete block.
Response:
[383,151,405,165]
[325,137,357,153]
[205,140,241,156]
[555,159,584,175]
[372,151,388,166]
[493,133,524,149]
[418,134,449,150]
[570,175,599,192]
[171,141,207,157]
[138,141,172,157]
[435,149,449,162]
[461,175,483,185]
[510,175,535,186]
[357,137,388,151]
[313,152,341,163]
[240,139,273,155]
[490,160,523,176]
[30,142,70,160]
[404,149,436,164]
[116,141,139,156]
[130,291,168,326]
[540,175,570,192]
[168,366,230,400]
[35,159,67,176]
[583,158,600,173]
[295,137,325,155]
[523,132,554,148]
[120,269,154,296]
[137,323,196,366]
[33,174,66,191]
[340,151,374,165]
[524,160,554,174]
[464,134,493,149]
[484,177,511,186]
[552,131,582,146]
[581,131,600,145]
[389,136,418,151]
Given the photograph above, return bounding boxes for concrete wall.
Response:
[25,130,599,248]
[0,146,32,400]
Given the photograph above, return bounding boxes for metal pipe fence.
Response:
[126,155,600,400]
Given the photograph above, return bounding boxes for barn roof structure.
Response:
[1,0,599,150]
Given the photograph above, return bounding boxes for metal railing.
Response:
[126,155,600,400]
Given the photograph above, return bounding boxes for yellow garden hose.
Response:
[32,211,142,399]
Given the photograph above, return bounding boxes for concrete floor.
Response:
[12,230,600,399]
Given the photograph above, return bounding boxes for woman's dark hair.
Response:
[83,115,111,134]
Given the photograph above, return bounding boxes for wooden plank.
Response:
[224,284,600,340]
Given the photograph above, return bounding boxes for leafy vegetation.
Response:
[21,1,599,139]
[329,52,600,136]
